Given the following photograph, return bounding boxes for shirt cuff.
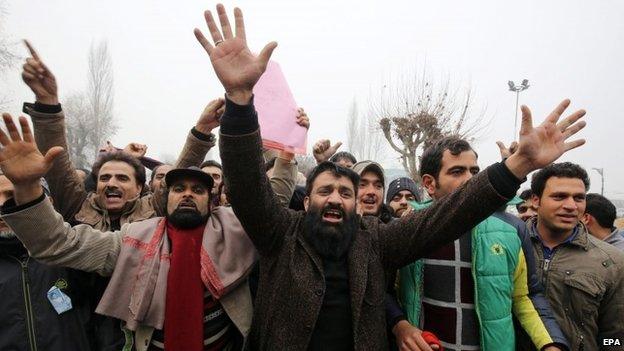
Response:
[23,102,62,114]
[486,162,524,199]
[220,95,259,135]
[0,193,46,215]
[190,127,215,142]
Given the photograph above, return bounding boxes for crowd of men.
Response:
[0,4,622,351]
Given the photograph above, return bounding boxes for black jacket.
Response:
[0,237,94,351]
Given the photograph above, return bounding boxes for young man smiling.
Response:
[527,163,624,350]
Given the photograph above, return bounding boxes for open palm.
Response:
[194,4,277,98]
[0,114,63,185]
[510,99,586,176]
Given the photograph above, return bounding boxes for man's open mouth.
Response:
[362,197,376,205]
[178,201,197,210]
[104,189,123,199]
[322,208,344,223]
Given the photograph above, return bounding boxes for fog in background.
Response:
[2,0,623,198]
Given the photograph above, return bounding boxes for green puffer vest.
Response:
[399,200,522,350]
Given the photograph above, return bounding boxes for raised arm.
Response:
[195,4,299,254]
[175,98,223,168]
[380,99,587,269]
[0,113,121,276]
[21,40,88,220]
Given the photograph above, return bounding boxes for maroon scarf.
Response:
[164,221,205,351]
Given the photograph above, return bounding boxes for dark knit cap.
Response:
[385,177,419,204]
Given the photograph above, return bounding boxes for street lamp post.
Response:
[508,79,530,140]
[592,167,605,196]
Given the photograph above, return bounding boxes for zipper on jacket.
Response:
[470,228,485,350]
[13,256,38,351]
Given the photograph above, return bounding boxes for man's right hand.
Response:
[313,139,342,164]
[0,114,63,203]
[21,40,59,105]
[393,320,439,351]
[196,98,225,134]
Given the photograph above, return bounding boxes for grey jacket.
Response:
[604,228,624,251]
[527,219,624,351]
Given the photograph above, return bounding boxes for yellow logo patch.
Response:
[490,243,504,256]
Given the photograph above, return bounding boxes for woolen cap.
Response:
[386,177,419,204]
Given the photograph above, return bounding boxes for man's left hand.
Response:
[194,4,277,105]
[505,99,586,179]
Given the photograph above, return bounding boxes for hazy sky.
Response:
[2,0,623,197]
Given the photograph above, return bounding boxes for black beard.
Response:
[303,203,358,259]
[166,208,209,229]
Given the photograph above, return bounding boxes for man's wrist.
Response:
[14,181,45,205]
[504,153,534,180]
[35,96,59,106]
[225,90,253,106]
[391,319,411,336]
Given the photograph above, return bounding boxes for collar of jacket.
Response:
[75,192,155,228]
[526,216,590,250]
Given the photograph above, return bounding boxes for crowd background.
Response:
[1,0,624,203]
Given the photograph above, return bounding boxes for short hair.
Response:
[150,163,171,182]
[91,151,146,187]
[518,189,533,200]
[585,193,616,228]
[530,162,590,198]
[305,161,360,196]
[419,136,477,179]
[329,151,357,165]
[516,189,533,211]
[199,160,222,170]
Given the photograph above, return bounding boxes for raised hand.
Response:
[196,98,225,134]
[296,108,310,129]
[495,141,518,160]
[505,99,586,179]
[0,113,63,186]
[313,139,343,164]
[194,4,277,105]
[123,142,148,158]
[21,40,59,105]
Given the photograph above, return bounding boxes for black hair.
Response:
[585,193,616,228]
[150,163,172,182]
[199,160,222,170]
[530,162,590,198]
[516,189,534,212]
[91,151,146,187]
[329,151,357,165]
[518,189,533,200]
[305,161,360,196]
[419,136,477,179]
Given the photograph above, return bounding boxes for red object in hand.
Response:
[421,331,444,351]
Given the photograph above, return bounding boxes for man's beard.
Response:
[166,208,209,229]
[0,230,16,239]
[303,203,358,259]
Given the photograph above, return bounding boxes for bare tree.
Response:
[87,41,117,158]
[63,93,93,169]
[346,97,386,162]
[61,40,118,168]
[0,1,19,108]
[371,66,487,182]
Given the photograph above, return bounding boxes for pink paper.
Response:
[253,60,307,154]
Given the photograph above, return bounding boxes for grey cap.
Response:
[351,160,385,186]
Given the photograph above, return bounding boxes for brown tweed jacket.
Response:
[220,129,513,351]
